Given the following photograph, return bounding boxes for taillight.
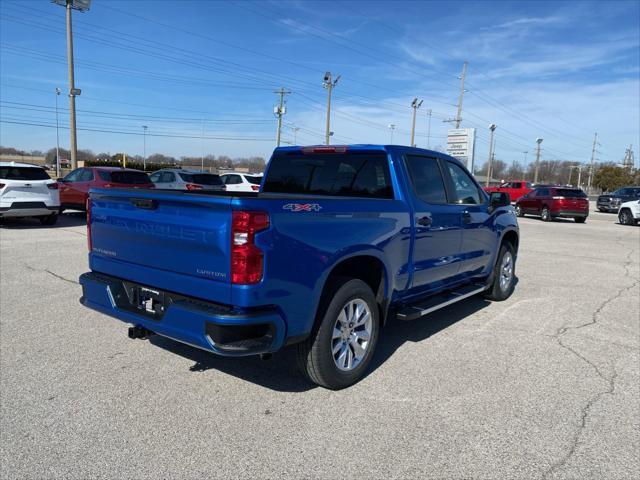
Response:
[86,197,92,251]
[47,182,59,190]
[185,183,202,191]
[231,210,269,284]
[302,146,348,154]
[251,185,260,191]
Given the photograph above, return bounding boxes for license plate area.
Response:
[123,282,170,320]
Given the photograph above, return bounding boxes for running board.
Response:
[396,284,486,321]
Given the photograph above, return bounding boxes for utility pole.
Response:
[533,138,543,183]
[323,72,340,145]
[201,119,205,171]
[142,125,148,170]
[292,126,300,145]
[55,87,61,178]
[388,124,396,144]
[410,98,423,147]
[523,151,528,165]
[455,61,468,129]
[587,132,598,192]
[274,87,291,147]
[426,109,432,149]
[485,123,497,187]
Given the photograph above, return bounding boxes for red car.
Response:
[59,167,154,213]
[484,180,533,203]
[515,186,589,223]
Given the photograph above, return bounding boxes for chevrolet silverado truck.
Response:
[483,180,533,204]
[79,145,519,389]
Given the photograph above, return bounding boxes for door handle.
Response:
[417,216,432,226]
[462,211,472,224]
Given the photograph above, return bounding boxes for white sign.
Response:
[446,128,476,171]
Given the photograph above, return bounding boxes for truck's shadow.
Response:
[0,211,86,229]
[148,291,498,392]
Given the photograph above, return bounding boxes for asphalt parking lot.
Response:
[1,207,638,479]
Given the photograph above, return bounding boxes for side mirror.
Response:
[489,192,510,211]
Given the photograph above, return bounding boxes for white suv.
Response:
[0,162,60,225]
[618,199,640,226]
[220,172,263,192]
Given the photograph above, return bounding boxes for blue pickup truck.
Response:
[80,145,519,389]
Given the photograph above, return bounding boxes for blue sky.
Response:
[1,0,638,166]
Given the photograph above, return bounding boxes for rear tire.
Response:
[297,278,379,390]
[39,214,58,226]
[484,243,516,301]
[574,217,586,224]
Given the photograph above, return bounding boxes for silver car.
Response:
[149,169,225,191]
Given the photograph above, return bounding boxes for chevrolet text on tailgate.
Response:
[80,145,519,389]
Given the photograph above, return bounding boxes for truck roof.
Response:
[274,144,459,159]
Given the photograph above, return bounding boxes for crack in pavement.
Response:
[542,239,638,479]
[23,263,79,285]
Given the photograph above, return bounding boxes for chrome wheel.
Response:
[541,207,550,221]
[515,205,522,217]
[499,251,514,292]
[331,299,372,371]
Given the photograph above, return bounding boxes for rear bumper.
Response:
[79,272,287,356]
[552,209,588,218]
[0,204,58,217]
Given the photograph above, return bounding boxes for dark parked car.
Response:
[597,186,640,213]
[59,167,154,213]
[515,187,589,223]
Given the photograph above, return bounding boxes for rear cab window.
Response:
[0,166,50,180]
[263,151,393,199]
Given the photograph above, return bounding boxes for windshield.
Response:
[179,173,223,185]
[263,152,393,199]
[556,189,587,198]
[108,171,151,184]
[0,166,50,180]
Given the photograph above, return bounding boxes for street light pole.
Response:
[323,72,340,145]
[142,125,148,170]
[55,87,61,178]
[53,1,91,169]
[410,98,423,147]
[426,109,432,149]
[292,126,300,145]
[485,124,497,187]
[388,124,395,144]
[534,138,543,183]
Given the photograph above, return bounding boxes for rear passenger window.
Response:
[0,166,50,180]
[405,155,447,203]
[446,161,482,204]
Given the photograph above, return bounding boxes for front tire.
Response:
[297,278,379,390]
[541,206,551,222]
[484,243,516,301]
[515,205,524,217]
[39,214,58,226]
[619,209,635,226]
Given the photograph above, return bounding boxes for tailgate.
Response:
[89,189,232,301]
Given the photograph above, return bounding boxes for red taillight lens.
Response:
[86,197,92,251]
[302,146,348,154]
[231,210,269,284]
[185,183,202,191]
[47,182,59,190]
[251,185,260,191]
